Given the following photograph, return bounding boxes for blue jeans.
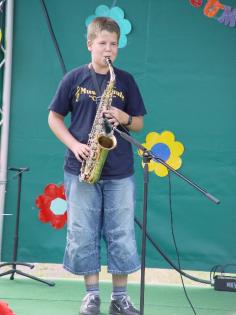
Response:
[63,171,141,275]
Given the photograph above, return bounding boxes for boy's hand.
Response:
[103,106,129,127]
[71,142,91,162]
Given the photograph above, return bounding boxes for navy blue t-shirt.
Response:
[49,64,146,179]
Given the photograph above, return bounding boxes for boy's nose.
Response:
[105,44,112,51]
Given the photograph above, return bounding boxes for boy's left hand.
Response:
[103,106,129,127]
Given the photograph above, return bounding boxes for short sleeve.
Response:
[125,74,147,117]
[49,72,74,116]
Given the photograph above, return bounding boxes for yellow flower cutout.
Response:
[139,131,184,177]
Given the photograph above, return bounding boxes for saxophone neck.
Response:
[104,57,115,83]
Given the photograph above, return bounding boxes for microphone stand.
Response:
[0,167,55,287]
[113,127,220,315]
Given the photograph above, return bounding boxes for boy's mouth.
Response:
[103,57,111,64]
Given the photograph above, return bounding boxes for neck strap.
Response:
[89,64,108,97]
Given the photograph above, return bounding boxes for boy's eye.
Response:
[98,42,117,46]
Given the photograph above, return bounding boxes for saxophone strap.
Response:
[90,64,109,105]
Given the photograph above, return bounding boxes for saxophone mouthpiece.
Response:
[104,56,112,66]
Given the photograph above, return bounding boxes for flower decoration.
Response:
[139,131,184,177]
[0,301,15,315]
[85,5,132,48]
[35,184,67,229]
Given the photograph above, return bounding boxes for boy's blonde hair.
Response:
[87,17,120,41]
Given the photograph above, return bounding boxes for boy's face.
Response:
[87,30,118,72]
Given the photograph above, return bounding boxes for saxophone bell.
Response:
[97,133,117,151]
[97,115,117,150]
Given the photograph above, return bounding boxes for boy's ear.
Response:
[87,40,92,51]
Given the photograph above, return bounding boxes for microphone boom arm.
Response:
[113,127,220,205]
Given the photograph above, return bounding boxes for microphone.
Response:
[103,115,113,134]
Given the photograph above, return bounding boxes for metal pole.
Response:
[0,0,14,259]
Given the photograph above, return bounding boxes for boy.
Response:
[48,17,146,315]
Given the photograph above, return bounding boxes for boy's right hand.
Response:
[70,142,91,162]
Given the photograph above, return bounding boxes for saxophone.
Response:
[79,57,117,184]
